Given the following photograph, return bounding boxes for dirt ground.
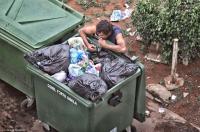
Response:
[0,80,37,131]
[0,0,199,131]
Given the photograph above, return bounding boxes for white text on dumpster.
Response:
[47,84,77,105]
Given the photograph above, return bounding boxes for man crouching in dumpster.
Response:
[79,19,127,53]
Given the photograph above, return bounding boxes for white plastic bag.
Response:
[51,71,67,82]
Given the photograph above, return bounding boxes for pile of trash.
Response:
[25,37,139,102]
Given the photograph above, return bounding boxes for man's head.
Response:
[96,20,113,39]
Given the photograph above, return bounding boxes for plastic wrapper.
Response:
[101,57,139,88]
[24,44,69,75]
[68,73,108,102]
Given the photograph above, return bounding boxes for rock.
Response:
[164,75,184,90]
[183,92,189,98]
[133,108,191,132]
[147,84,172,103]
[146,91,163,104]
[147,100,160,112]
[146,91,154,100]
[135,99,198,132]
[190,123,200,131]
[1,111,12,119]
[154,98,163,104]
[144,53,167,64]
[147,100,186,123]
[29,120,43,132]
[164,109,186,124]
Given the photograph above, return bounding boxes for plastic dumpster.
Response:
[0,0,146,131]
[0,0,84,106]
[27,53,145,132]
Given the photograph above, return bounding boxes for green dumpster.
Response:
[27,60,145,132]
[0,0,146,131]
[0,0,84,102]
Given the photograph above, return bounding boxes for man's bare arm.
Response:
[79,25,96,51]
[98,33,127,53]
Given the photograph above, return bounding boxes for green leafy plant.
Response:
[132,0,200,62]
[126,0,133,4]
[76,0,104,10]
[85,16,92,23]
[76,0,90,9]
[121,29,130,37]
[94,13,104,17]
[102,0,110,4]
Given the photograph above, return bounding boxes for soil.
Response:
[0,80,38,131]
[0,0,199,131]
[155,122,199,132]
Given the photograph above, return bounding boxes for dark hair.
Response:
[96,20,113,35]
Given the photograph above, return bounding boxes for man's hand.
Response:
[87,44,96,52]
[98,38,107,48]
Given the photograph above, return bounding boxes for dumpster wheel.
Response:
[20,96,35,111]
[42,122,57,132]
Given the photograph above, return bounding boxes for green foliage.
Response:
[76,0,103,10]
[76,0,89,9]
[85,16,92,23]
[132,0,200,62]
[126,0,133,4]
[121,29,130,37]
[102,0,110,4]
[94,13,104,17]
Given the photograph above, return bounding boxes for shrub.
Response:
[132,0,200,62]
[76,0,103,10]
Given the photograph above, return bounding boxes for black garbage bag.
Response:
[89,50,116,64]
[68,73,108,102]
[101,58,139,88]
[24,44,70,75]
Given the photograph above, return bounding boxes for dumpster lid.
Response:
[0,0,84,48]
